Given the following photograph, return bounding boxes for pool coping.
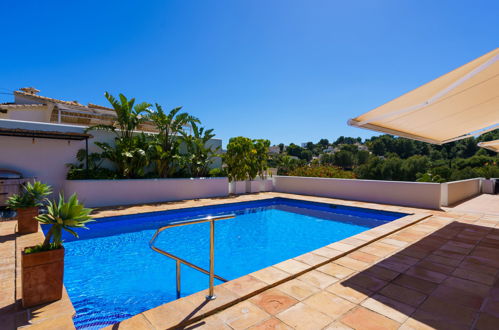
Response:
[98,193,432,329]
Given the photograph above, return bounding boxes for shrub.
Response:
[289,165,355,179]
[209,168,227,177]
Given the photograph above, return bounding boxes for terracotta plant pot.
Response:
[22,247,64,308]
[17,207,39,234]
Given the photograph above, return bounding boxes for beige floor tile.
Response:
[275,278,320,301]
[276,302,333,330]
[326,282,372,304]
[334,257,370,271]
[313,247,344,259]
[250,288,298,315]
[222,275,268,297]
[340,307,400,330]
[360,294,414,323]
[303,291,355,319]
[297,270,339,289]
[185,314,232,329]
[316,263,355,279]
[216,301,270,330]
[274,259,310,274]
[142,297,196,329]
[294,252,328,266]
[251,267,290,285]
[248,317,293,330]
[323,320,354,330]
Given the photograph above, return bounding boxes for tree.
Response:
[286,143,303,158]
[300,150,313,162]
[320,153,335,165]
[401,155,430,180]
[181,122,219,177]
[252,139,271,179]
[356,150,370,165]
[371,140,386,156]
[223,137,270,182]
[276,155,304,175]
[223,137,253,182]
[334,150,354,169]
[87,92,152,178]
[147,104,199,177]
[305,142,315,152]
[318,139,329,148]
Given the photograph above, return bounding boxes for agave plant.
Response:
[7,181,52,210]
[35,194,94,251]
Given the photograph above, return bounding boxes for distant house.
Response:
[324,146,338,154]
[268,145,281,154]
[355,142,369,151]
[0,87,156,131]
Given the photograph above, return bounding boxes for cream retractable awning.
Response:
[478,139,499,152]
[348,48,499,144]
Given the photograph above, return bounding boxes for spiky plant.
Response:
[33,194,94,252]
[7,181,52,209]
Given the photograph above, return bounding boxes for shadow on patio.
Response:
[340,221,499,329]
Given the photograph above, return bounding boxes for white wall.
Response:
[63,177,229,207]
[0,135,86,193]
[228,179,274,194]
[274,176,442,209]
[441,178,482,207]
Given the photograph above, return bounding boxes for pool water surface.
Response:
[44,198,407,329]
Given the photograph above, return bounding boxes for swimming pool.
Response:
[45,197,407,329]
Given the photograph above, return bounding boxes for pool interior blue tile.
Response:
[43,197,408,329]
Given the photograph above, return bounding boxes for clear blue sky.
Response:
[1,1,497,146]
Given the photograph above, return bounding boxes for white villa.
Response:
[0,87,156,131]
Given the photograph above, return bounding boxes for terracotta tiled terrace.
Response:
[2,192,499,330]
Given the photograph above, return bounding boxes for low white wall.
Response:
[228,179,274,194]
[274,176,442,209]
[63,177,229,207]
[441,178,482,207]
[482,179,496,194]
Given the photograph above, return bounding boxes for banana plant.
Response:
[146,104,199,177]
[87,92,151,143]
[86,93,152,178]
[181,122,219,177]
[36,194,93,250]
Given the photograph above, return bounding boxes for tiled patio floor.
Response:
[444,194,499,216]
[2,192,499,330]
[181,211,499,330]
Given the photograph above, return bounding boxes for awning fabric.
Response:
[478,139,499,153]
[348,48,499,145]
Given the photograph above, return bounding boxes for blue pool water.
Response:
[43,198,406,329]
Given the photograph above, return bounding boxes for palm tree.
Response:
[147,104,199,177]
[86,92,152,178]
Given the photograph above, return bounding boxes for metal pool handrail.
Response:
[149,214,236,300]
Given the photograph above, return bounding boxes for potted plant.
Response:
[22,193,93,308]
[7,181,52,234]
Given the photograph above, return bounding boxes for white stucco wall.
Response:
[274,176,442,209]
[441,178,482,207]
[0,135,85,193]
[63,177,229,207]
